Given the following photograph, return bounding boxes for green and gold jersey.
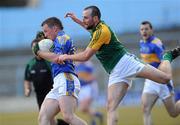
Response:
[88,21,128,73]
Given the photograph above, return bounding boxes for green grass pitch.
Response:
[0,106,179,125]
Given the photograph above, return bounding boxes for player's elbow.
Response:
[82,54,90,61]
[81,50,93,61]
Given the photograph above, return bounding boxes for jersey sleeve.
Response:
[24,64,31,81]
[65,39,76,55]
[88,26,111,50]
[153,40,165,60]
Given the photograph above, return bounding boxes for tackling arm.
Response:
[58,47,96,63]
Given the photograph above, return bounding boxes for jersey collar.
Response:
[143,35,155,43]
[57,30,65,36]
[88,20,103,35]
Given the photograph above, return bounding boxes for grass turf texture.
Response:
[0,106,179,125]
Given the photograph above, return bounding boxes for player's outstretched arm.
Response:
[65,12,86,29]
[57,47,96,63]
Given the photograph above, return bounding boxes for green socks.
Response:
[162,51,173,62]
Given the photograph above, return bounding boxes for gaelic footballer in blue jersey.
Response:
[140,21,180,125]
[35,17,87,125]
[75,61,103,125]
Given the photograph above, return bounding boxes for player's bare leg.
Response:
[137,46,180,84]
[107,82,129,125]
[38,99,59,125]
[137,64,171,84]
[141,93,158,125]
[163,95,180,117]
[59,96,87,125]
[159,46,180,74]
[176,100,180,114]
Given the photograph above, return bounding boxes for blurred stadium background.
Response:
[0,0,180,125]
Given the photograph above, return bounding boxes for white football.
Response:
[38,39,53,52]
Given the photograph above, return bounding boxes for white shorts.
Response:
[45,73,81,100]
[143,79,174,100]
[79,81,98,101]
[109,53,145,87]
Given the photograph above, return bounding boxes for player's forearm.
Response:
[38,51,58,63]
[67,52,90,62]
[66,48,95,62]
[24,81,31,90]
[24,80,32,96]
[74,19,86,28]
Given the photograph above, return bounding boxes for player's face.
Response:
[42,24,57,40]
[140,24,153,41]
[83,9,96,30]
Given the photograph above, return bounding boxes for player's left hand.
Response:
[57,54,68,64]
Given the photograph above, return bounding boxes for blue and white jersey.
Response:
[75,61,95,87]
[140,36,165,68]
[51,31,76,78]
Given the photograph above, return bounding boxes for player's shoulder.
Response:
[94,21,111,36]
[57,33,72,44]
[27,57,37,66]
[139,39,144,43]
[151,37,163,45]
[27,57,36,64]
[26,57,36,70]
[99,22,110,31]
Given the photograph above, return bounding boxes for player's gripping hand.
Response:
[57,54,67,64]
[32,43,40,56]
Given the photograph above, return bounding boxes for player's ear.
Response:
[93,16,99,22]
[54,25,60,33]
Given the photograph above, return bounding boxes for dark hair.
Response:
[41,17,64,30]
[31,39,40,47]
[36,31,46,40]
[141,21,153,29]
[30,31,46,47]
[84,5,101,19]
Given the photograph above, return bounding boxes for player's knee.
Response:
[163,75,171,83]
[176,100,180,114]
[80,107,89,113]
[38,112,47,124]
[168,101,180,118]
[168,112,178,118]
[62,113,73,123]
[141,104,150,114]
[106,99,111,111]
[107,98,114,112]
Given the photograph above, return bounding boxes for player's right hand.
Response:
[32,43,40,56]
[65,13,77,21]
[24,88,31,97]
